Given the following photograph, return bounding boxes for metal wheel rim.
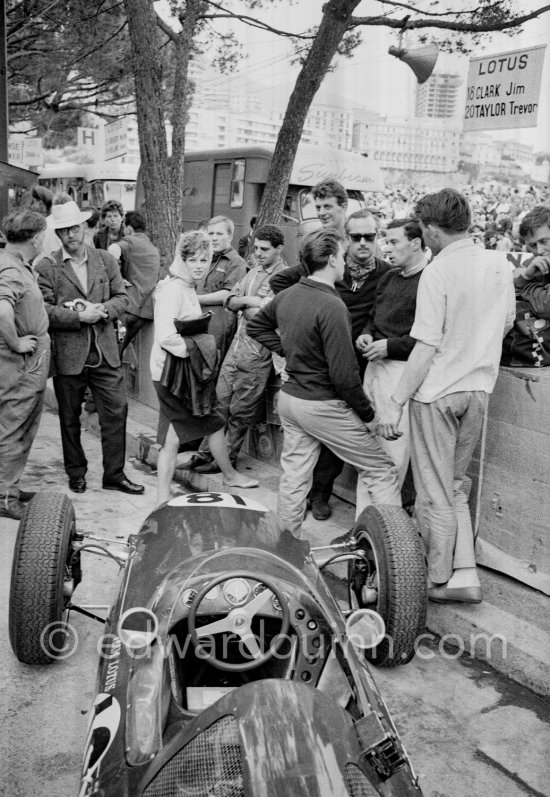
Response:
[358,531,381,611]
[62,519,78,608]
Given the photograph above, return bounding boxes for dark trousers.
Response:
[53,363,128,480]
[309,445,344,502]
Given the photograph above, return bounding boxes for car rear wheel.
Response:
[9,492,81,665]
[348,505,426,667]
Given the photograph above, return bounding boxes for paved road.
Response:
[1,407,549,796]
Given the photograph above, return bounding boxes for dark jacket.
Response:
[117,231,161,319]
[247,277,374,423]
[35,246,128,375]
[93,225,125,251]
[196,247,247,360]
[160,333,218,417]
[515,271,550,320]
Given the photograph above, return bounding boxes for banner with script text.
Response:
[463,45,546,132]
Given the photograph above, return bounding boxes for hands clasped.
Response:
[356,333,388,362]
[78,301,109,324]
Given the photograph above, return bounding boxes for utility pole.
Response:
[0,0,8,219]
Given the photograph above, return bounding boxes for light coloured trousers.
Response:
[277,392,400,536]
[0,340,50,502]
[363,358,410,488]
[409,391,487,584]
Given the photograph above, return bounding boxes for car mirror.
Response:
[118,607,158,651]
[345,609,386,650]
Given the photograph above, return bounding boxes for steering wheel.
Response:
[188,572,290,672]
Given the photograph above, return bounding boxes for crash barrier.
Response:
[468,366,550,596]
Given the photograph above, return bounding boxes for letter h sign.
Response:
[78,127,96,148]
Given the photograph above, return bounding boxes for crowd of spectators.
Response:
[362,181,550,256]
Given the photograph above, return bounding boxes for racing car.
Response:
[9,491,426,796]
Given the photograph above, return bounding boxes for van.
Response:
[135,144,385,264]
[38,162,138,210]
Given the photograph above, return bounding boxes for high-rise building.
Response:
[415,72,462,119]
[353,116,460,173]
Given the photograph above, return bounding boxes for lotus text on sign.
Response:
[463,45,546,132]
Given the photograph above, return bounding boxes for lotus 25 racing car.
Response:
[9,491,427,796]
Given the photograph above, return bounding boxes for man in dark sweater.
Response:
[357,218,428,488]
[184,215,246,473]
[270,208,391,520]
[248,229,400,538]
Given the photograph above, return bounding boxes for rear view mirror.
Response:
[345,609,386,650]
[118,608,158,651]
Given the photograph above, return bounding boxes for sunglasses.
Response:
[348,233,376,243]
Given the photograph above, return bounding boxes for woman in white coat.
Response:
[150,231,258,505]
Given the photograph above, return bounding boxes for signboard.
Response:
[105,119,128,160]
[8,138,24,166]
[8,136,43,168]
[23,138,43,167]
[463,45,546,132]
[77,127,98,149]
[289,144,385,191]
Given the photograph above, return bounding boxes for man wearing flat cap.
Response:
[35,201,144,495]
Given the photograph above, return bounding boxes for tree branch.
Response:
[70,20,129,66]
[372,0,492,19]
[203,0,315,39]
[155,12,179,43]
[350,4,550,32]
[7,0,65,39]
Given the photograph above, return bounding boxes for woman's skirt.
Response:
[153,381,224,447]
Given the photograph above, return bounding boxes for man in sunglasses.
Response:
[270,197,391,521]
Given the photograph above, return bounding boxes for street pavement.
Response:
[1,406,549,796]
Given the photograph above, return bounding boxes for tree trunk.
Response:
[169,2,206,238]
[123,0,175,267]
[255,0,361,231]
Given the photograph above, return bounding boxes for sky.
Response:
[157,0,550,151]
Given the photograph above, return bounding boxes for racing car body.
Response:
[9,491,426,796]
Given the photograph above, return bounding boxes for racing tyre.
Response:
[348,505,426,667]
[9,492,81,665]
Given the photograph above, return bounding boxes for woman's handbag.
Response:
[174,312,212,336]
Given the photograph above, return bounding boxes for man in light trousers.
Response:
[248,228,400,537]
[378,189,515,604]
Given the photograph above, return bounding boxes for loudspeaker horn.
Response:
[388,42,438,84]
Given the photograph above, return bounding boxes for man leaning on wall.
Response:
[378,188,515,605]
